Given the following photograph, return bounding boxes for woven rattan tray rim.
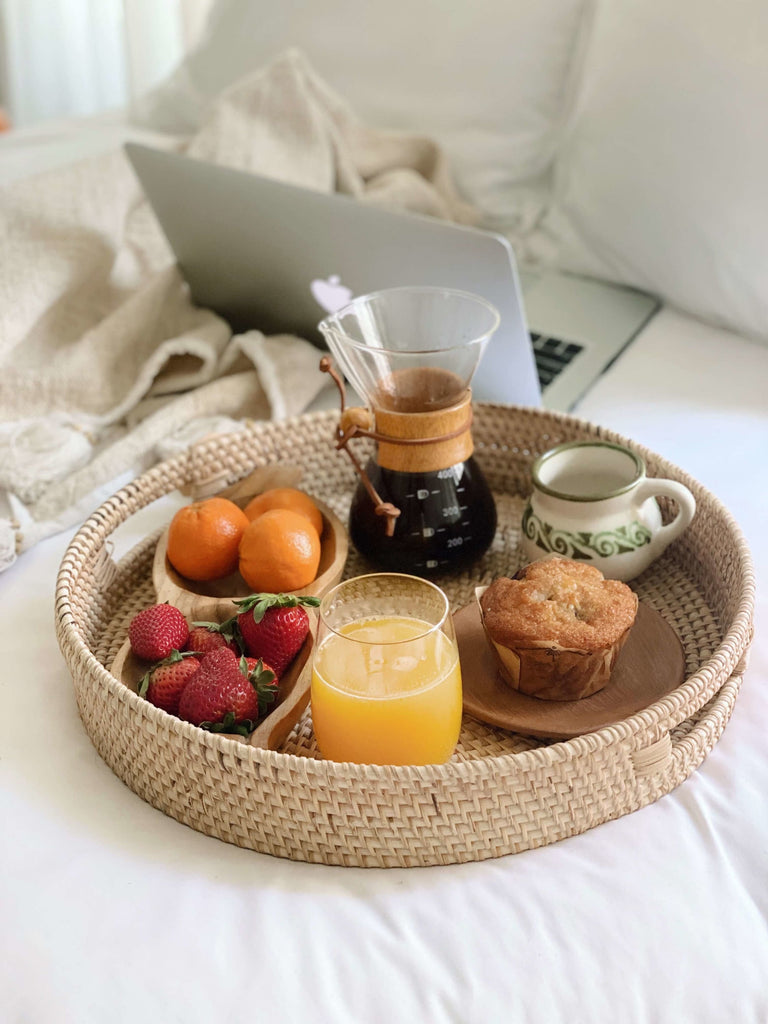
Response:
[56,405,756,782]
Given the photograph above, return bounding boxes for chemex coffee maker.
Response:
[319,286,500,577]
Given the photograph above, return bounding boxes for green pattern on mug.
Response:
[522,505,652,560]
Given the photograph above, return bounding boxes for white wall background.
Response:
[0,0,213,126]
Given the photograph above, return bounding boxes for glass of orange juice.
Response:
[311,573,462,766]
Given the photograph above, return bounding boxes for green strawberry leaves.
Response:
[233,592,321,623]
[191,618,238,640]
[240,655,278,716]
[199,711,255,736]
[241,655,276,690]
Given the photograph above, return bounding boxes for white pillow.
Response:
[527,0,768,343]
[133,0,591,228]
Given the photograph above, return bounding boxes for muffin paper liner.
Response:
[475,586,636,701]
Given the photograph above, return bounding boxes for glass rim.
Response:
[318,285,501,357]
[318,572,451,644]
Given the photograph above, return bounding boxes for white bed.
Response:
[3,289,766,1024]
[3,8,768,1018]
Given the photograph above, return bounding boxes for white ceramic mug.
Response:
[521,441,696,581]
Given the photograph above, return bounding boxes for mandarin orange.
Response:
[166,497,250,582]
[238,508,321,592]
[243,487,323,538]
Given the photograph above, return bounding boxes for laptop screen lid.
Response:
[124,143,541,407]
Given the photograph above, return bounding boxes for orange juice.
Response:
[311,615,462,765]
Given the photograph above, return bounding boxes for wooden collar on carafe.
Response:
[319,357,474,535]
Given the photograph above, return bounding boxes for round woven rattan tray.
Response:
[55,405,755,867]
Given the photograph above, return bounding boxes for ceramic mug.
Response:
[521,441,696,581]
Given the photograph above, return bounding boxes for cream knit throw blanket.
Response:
[0,49,474,571]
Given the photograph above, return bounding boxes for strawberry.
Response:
[129,603,189,661]
[138,651,201,716]
[184,621,241,657]
[177,648,277,734]
[243,656,279,715]
[231,592,320,676]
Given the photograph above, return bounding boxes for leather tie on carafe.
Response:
[320,357,475,537]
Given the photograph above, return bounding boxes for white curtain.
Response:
[0,0,210,127]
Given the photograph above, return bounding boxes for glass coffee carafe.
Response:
[318,286,500,577]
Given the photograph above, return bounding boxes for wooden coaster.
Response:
[455,600,685,740]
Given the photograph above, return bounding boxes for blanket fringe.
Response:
[0,418,92,504]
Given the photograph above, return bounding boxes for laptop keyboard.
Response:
[530,333,585,390]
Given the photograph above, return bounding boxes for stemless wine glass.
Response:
[310,573,462,766]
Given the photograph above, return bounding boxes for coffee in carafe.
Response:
[318,287,499,577]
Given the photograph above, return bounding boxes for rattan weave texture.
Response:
[55,405,755,867]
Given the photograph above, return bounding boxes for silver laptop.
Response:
[125,143,658,411]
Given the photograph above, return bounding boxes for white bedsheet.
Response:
[1,119,767,1023]
[2,307,766,1024]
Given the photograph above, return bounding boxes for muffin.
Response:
[478,557,638,701]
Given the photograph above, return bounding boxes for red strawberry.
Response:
[244,656,279,714]
[129,603,189,661]
[232,592,319,676]
[184,621,241,657]
[177,648,277,734]
[138,651,201,715]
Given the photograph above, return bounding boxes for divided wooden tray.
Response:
[55,405,755,868]
[108,464,346,752]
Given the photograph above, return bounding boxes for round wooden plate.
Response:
[455,600,685,740]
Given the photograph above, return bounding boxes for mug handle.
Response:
[633,478,696,559]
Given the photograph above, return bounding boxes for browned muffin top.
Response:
[480,558,638,651]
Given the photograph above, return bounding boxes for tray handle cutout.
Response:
[630,732,672,778]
